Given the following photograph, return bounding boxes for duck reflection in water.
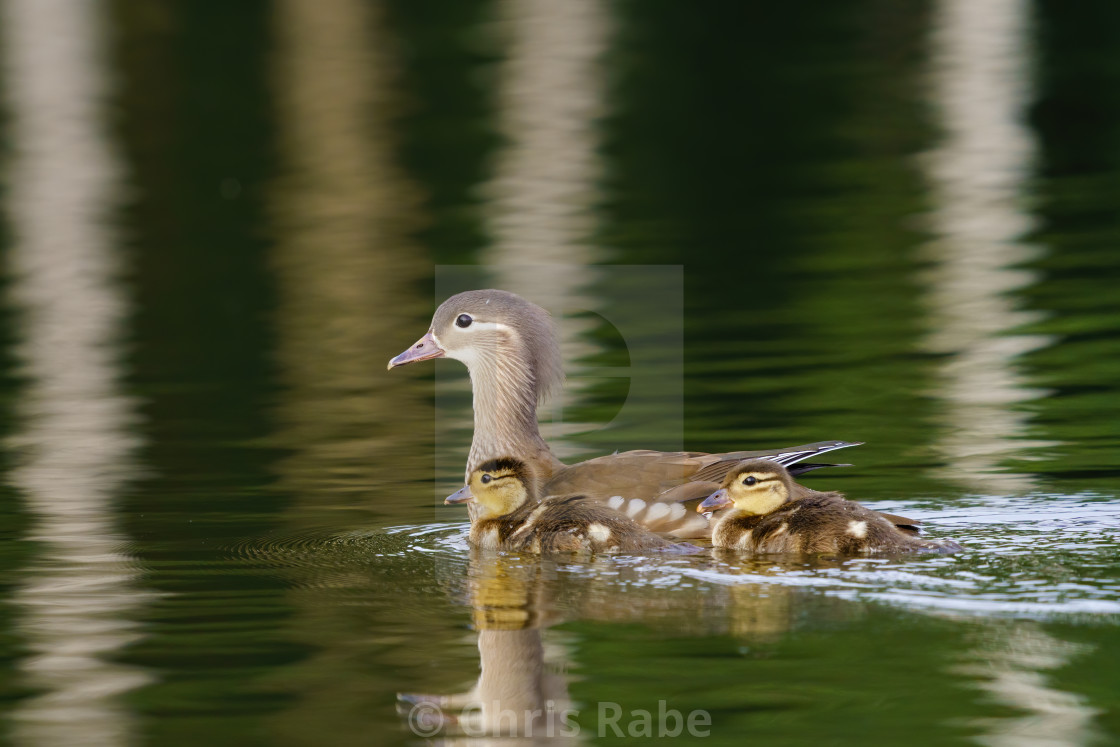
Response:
[397,458,694,739]
[399,550,581,743]
[399,547,869,741]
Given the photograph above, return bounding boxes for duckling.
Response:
[389,289,863,537]
[698,459,962,555]
[446,457,690,554]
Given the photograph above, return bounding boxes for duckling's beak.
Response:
[388,330,445,370]
[698,488,731,513]
[444,485,475,505]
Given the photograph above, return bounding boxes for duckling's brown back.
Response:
[509,494,675,554]
[728,493,959,555]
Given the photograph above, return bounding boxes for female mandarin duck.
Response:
[446,457,691,554]
[389,289,870,537]
[698,459,962,554]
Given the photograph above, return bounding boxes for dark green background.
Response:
[0,1,1117,744]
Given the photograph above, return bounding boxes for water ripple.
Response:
[354,493,1120,622]
[671,494,1120,619]
[196,492,1120,623]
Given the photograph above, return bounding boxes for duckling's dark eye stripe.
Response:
[742,474,776,484]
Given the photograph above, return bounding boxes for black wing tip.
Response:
[772,440,863,467]
[791,440,864,454]
[787,462,853,477]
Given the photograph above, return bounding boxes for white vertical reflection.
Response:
[264,1,433,738]
[269,0,429,505]
[920,0,1054,493]
[927,9,1095,741]
[0,0,150,744]
[958,625,1099,747]
[481,0,612,455]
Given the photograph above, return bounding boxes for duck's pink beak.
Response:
[698,488,731,513]
[388,330,445,370]
[444,485,474,505]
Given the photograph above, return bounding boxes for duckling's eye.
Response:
[743,476,758,486]
[480,474,492,484]
[456,314,473,328]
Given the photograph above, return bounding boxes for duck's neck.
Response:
[464,354,562,479]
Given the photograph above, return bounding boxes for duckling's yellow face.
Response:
[448,460,533,519]
[708,461,792,516]
[472,466,528,518]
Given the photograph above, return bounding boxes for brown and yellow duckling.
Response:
[698,459,962,555]
[447,458,693,554]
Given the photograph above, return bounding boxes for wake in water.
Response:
[679,493,1120,618]
[221,492,1120,620]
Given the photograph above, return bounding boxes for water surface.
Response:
[0,0,1118,745]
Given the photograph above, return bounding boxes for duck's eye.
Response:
[480,474,492,485]
[456,314,473,328]
[743,476,758,486]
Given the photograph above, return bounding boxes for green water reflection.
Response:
[0,0,1116,745]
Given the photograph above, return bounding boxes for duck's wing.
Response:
[542,457,716,537]
[548,440,860,496]
[689,441,862,483]
[876,512,922,535]
[787,462,851,477]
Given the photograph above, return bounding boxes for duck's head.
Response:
[387,289,563,404]
[445,457,537,519]
[698,459,794,515]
